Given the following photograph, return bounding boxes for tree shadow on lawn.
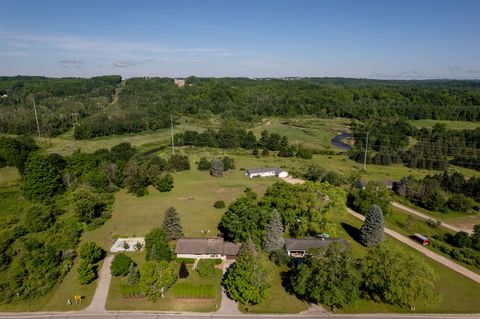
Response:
[340,222,362,244]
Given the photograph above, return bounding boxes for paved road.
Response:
[347,208,480,284]
[392,202,474,234]
[1,312,480,319]
[83,255,113,313]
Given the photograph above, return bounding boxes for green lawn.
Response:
[393,195,480,230]
[336,213,480,313]
[409,119,480,130]
[106,252,222,312]
[238,254,308,314]
[0,166,20,188]
[384,207,480,275]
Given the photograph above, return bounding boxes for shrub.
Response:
[197,157,211,170]
[110,253,133,276]
[77,260,97,284]
[214,200,226,209]
[79,242,106,264]
[179,261,189,278]
[269,249,291,266]
[155,173,174,192]
[196,259,218,277]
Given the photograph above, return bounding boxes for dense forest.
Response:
[0,76,121,136]
[1,76,480,139]
[349,120,480,171]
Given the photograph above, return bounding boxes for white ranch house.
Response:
[245,167,288,178]
[175,238,241,260]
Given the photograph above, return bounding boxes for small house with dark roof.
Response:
[245,167,288,178]
[285,238,349,258]
[383,179,395,189]
[175,238,241,260]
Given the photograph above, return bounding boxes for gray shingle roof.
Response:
[285,238,349,251]
[175,238,240,256]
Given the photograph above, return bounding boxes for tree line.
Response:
[350,120,480,172]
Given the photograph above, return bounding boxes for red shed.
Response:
[413,233,430,245]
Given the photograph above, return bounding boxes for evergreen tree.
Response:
[394,176,409,197]
[127,262,139,285]
[263,209,285,252]
[162,207,184,241]
[197,157,211,170]
[262,148,270,156]
[360,205,384,247]
[252,148,259,156]
[222,156,235,170]
[179,261,189,278]
[77,260,97,285]
[210,158,224,177]
[244,131,257,149]
[223,246,270,305]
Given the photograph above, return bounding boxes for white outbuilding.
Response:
[245,167,288,178]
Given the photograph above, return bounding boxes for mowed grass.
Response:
[409,119,480,130]
[336,213,480,313]
[81,162,277,250]
[106,251,222,312]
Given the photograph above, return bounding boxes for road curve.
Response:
[392,202,474,235]
[347,208,480,284]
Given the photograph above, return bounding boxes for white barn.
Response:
[245,167,288,178]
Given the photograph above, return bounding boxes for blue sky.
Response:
[0,0,479,79]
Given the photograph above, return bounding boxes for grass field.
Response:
[336,213,480,313]
[409,119,480,130]
[393,195,480,230]
[106,251,222,312]
[0,166,20,188]
[251,117,351,151]
[383,207,480,275]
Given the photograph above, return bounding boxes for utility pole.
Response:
[363,131,369,171]
[32,97,41,139]
[170,114,175,155]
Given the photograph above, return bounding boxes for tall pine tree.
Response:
[263,209,285,252]
[360,204,384,247]
[162,207,184,241]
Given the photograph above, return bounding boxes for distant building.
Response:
[285,238,349,258]
[174,79,185,87]
[175,238,241,260]
[245,167,288,178]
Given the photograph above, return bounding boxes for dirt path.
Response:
[83,254,113,313]
[347,208,480,284]
[217,260,241,315]
[392,201,474,234]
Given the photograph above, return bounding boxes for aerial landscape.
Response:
[1,1,480,319]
